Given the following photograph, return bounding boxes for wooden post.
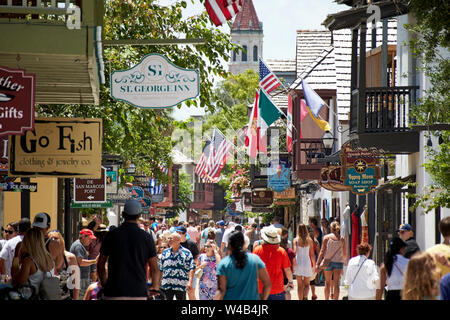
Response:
[64,178,72,250]
[20,177,30,219]
[357,22,367,134]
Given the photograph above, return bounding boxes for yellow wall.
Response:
[3,177,58,230]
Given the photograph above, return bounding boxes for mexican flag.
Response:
[246,88,284,160]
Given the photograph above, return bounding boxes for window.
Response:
[233,50,237,62]
[242,45,247,62]
[253,45,258,62]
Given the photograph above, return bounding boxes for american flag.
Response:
[195,139,212,182]
[206,128,234,182]
[259,58,282,93]
[205,0,242,27]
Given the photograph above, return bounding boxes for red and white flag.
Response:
[246,90,259,159]
[205,0,242,27]
[206,128,234,182]
[287,94,293,153]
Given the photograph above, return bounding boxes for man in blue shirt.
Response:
[159,232,195,300]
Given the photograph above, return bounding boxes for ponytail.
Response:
[229,230,247,269]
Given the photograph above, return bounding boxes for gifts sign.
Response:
[0,66,35,137]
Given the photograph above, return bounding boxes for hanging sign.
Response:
[8,117,102,178]
[110,53,200,109]
[105,165,119,194]
[0,66,35,137]
[251,190,273,206]
[73,167,107,203]
[0,181,37,192]
[267,162,290,192]
[340,142,381,195]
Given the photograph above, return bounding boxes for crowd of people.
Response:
[0,199,449,301]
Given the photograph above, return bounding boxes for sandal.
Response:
[311,295,317,300]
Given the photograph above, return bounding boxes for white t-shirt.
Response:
[221,225,249,251]
[344,255,379,299]
[0,235,24,277]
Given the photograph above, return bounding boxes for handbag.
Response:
[319,244,340,269]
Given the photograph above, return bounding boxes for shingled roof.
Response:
[232,0,262,31]
[290,20,397,121]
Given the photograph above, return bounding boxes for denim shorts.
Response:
[326,262,344,271]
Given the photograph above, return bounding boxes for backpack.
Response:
[39,270,61,300]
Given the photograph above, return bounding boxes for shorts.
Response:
[325,262,343,271]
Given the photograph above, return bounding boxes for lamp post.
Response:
[322,130,335,155]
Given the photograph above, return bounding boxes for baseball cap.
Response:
[80,228,97,240]
[32,212,51,229]
[123,198,142,216]
[397,223,413,232]
[217,220,225,227]
[176,225,187,234]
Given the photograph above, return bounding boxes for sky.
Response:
[157,0,345,120]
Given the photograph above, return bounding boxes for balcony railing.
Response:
[191,183,214,208]
[0,1,82,24]
[365,86,419,132]
[293,138,326,180]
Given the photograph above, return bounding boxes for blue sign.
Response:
[344,167,378,195]
[129,186,144,200]
[139,197,152,209]
[268,163,290,192]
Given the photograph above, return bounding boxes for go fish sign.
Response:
[110,53,200,109]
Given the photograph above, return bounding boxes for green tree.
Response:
[408,0,450,211]
[37,0,237,184]
[174,170,193,215]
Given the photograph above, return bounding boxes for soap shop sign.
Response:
[340,142,381,195]
[8,118,102,178]
[110,53,200,109]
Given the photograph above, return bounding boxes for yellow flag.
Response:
[306,105,331,132]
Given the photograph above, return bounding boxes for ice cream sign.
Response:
[110,53,200,109]
[268,162,291,192]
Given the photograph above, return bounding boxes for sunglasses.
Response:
[4,230,15,234]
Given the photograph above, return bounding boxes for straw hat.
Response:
[261,225,281,245]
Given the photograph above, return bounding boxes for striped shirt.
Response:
[159,246,195,291]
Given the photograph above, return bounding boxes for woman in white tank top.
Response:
[377,237,409,300]
[12,228,55,298]
[293,224,316,300]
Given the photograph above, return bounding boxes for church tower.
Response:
[229,0,263,75]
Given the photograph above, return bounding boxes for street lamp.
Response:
[322,130,334,155]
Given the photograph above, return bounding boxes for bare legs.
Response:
[324,269,342,300]
[296,276,310,300]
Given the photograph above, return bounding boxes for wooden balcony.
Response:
[350,86,420,154]
[292,138,326,180]
[0,0,104,105]
[190,183,214,209]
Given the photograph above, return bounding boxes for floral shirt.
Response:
[159,246,195,291]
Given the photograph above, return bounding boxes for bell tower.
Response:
[229,0,263,75]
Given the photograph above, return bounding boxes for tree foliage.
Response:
[407,0,450,211]
[37,0,237,184]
